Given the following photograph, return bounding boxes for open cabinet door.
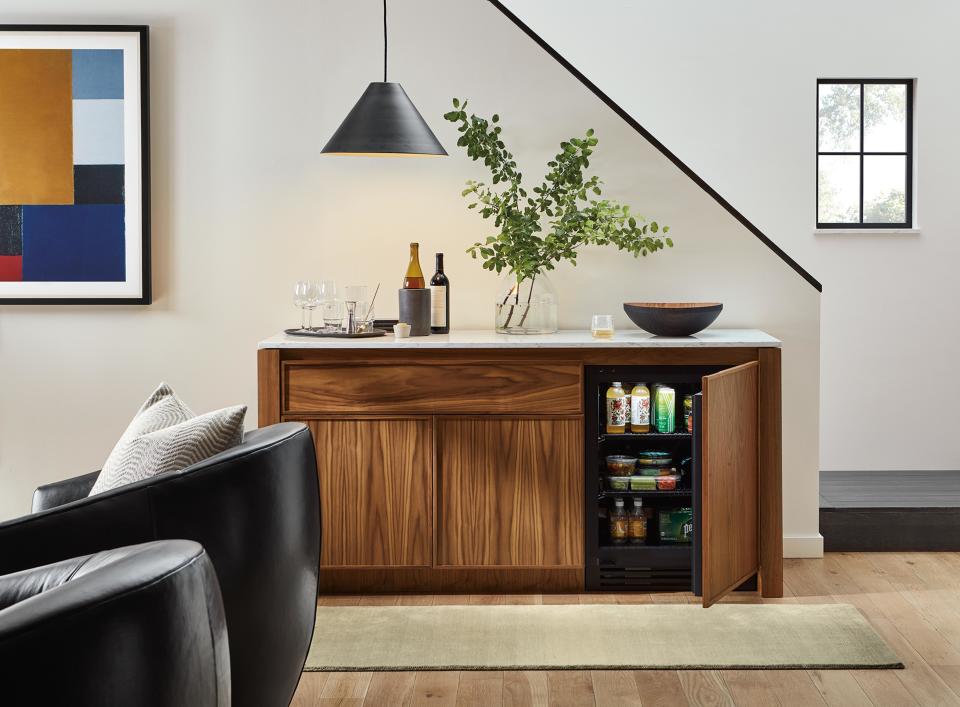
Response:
[701,361,759,607]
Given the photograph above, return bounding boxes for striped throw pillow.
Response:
[89,383,246,495]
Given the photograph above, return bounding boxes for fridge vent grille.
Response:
[597,562,691,590]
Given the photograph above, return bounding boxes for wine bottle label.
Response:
[430,285,447,326]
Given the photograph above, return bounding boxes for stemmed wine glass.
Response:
[294,280,320,331]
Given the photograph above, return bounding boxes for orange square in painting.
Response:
[0,50,74,205]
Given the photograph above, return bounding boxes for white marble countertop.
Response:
[258,328,780,349]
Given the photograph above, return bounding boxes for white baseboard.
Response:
[783,534,824,558]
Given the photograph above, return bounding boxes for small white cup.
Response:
[393,322,411,339]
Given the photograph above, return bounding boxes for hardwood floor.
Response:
[293,552,960,706]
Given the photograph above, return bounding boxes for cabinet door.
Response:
[307,418,432,568]
[701,362,759,607]
[437,417,583,568]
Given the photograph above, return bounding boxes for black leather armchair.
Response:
[0,422,320,707]
[0,540,229,706]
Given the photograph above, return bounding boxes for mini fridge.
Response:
[583,364,757,595]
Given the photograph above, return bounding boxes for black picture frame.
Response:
[816,78,913,230]
[0,24,150,304]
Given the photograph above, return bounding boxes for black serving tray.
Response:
[283,328,388,339]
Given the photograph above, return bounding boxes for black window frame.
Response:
[816,78,913,229]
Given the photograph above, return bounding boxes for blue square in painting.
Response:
[72,50,124,99]
[22,205,125,281]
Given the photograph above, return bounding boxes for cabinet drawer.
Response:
[284,362,582,415]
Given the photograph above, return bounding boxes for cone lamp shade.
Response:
[322,82,447,157]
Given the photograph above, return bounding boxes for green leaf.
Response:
[492,114,499,123]
[453,97,460,108]
[586,128,594,137]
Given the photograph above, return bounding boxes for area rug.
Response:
[304,603,902,671]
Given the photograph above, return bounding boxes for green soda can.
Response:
[654,385,676,433]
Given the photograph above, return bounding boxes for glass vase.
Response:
[494,273,559,334]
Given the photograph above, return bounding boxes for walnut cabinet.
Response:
[258,342,782,602]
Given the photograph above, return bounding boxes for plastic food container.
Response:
[629,475,657,491]
[639,465,678,477]
[605,455,637,475]
[655,474,680,490]
[637,451,672,466]
[607,475,631,491]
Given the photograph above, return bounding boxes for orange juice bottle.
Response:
[605,382,627,434]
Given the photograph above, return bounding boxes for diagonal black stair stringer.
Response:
[486,0,822,292]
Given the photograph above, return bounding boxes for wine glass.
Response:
[303,281,321,329]
[293,281,311,331]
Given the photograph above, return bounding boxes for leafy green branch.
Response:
[443,97,673,287]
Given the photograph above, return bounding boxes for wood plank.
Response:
[456,671,504,706]
[758,347,783,597]
[292,672,329,707]
[590,670,641,706]
[308,418,432,567]
[632,670,687,706]
[409,671,461,706]
[849,669,919,707]
[678,670,735,706]
[437,418,583,567]
[719,670,781,706]
[503,671,549,707]
[701,361,760,607]
[285,362,582,415]
[363,672,416,705]
[809,670,873,706]
[546,671,595,707]
[320,672,372,702]
[763,670,828,706]
[257,348,281,426]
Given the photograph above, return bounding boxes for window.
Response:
[817,79,913,228]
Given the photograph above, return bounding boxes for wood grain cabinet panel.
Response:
[306,419,432,568]
[701,362,759,607]
[285,363,581,415]
[437,417,583,568]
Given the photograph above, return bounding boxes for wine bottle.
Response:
[403,242,425,289]
[430,252,450,334]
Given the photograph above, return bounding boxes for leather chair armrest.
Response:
[0,479,155,577]
[32,470,101,513]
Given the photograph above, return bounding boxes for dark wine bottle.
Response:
[430,252,450,334]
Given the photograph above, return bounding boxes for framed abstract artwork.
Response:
[0,25,150,304]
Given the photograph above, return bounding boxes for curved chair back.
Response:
[0,540,230,707]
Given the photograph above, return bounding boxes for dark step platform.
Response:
[820,470,960,551]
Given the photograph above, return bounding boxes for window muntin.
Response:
[817,79,912,228]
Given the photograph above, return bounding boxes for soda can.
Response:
[655,385,675,433]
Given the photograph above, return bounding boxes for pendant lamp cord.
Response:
[383,0,388,82]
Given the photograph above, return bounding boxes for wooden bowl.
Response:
[623,302,723,337]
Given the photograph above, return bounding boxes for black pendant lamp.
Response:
[322,0,447,157]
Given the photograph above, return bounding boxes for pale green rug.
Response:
[304,603,901,671]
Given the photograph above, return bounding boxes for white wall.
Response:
[502,0,960,475]
[0,0,822,556]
